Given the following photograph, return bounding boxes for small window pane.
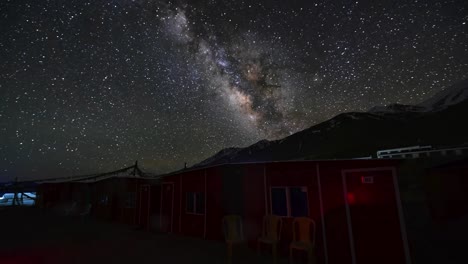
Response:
[99,195,108,206]
[124,192,136,208]
[290,187,308,217]
[186,192,195,213]
[196,192,205,214]
[271,188,287,216]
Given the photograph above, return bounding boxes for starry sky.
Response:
[1,0,467,180]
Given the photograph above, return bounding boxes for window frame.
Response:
[99,194,109,206]
[185,192,205,215]
[270,186,309,217]
[124,192,136,208]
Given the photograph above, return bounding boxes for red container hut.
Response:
[158,159,411,264]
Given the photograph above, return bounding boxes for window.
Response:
[361,176,374,184]
[124,192,136,208]
[271,187,308,217]
[271,188,287,216]
[99,195,109,206]
[186,192,205,214]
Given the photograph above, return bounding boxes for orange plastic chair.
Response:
[289,217,316,264]
[222,215,244,264]
[257,215,283,264]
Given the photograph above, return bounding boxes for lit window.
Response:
[271,187,308,217]
[186,192,205,214]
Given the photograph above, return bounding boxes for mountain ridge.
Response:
[193,79,468,168]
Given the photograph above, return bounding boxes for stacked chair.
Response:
[223,214,316,264]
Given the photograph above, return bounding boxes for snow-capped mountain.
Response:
[419,79,468,110]
[193,79,468,167]
[368,79,468,114]
[368,103,428,113]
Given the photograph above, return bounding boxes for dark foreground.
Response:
[3,207,468,264]
[0,207,287,264]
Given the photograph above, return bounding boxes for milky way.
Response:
[160,5,305,138]
[1,0,467,179]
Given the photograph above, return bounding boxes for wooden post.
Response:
[133,160,138,176]
[227,242,233,264]
[273,243,278,264]
[12,177,19,207]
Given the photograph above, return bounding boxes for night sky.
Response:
[1,0,467,180]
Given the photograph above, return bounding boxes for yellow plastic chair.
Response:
[257,215,283,264]
[222,215,244,264]
[289,217,316,264]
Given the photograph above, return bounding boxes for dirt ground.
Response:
[2,207,468,264]
[0,207,290,264]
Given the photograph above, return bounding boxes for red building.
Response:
[424,158,468,223]
[38,164,160,227]
[35,157,468,264]
[157,159,411,264]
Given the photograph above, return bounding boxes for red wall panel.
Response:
[242,164,266,248]
[180,170,205,237]
[159,160,406,264]
[205,167,224,241]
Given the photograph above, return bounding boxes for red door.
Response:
[111,194,120,221]
[343,169,408,264]
[139,185,151,230]
[160,183,174,233]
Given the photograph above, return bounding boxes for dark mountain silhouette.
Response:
[193,79,468,168]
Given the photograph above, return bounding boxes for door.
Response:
[160,183,174,233]
[139,184,151,230]
[111,194,120,221]
[343,169,408,264]
[222,168,244,215]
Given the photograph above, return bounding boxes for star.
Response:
[0,0,467,180]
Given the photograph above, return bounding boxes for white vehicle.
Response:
[0,192,36,206]
[0,193,14,204]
